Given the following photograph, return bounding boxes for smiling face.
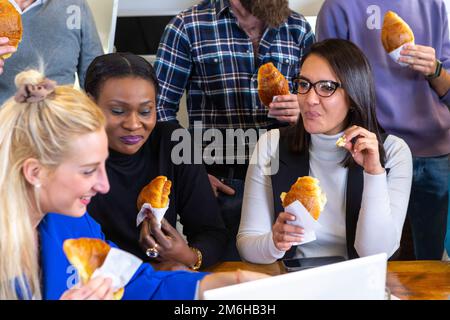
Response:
[297,54,350,135]
[95,76,157,155]
[39,130,110,217]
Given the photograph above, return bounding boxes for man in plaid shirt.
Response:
[155,0,315,260]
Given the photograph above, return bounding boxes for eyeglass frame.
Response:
[292,76,342,97]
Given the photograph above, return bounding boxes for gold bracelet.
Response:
[190,247,202,270]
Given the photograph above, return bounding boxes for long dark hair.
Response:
[289,39,386,168]
[84,52,159,100]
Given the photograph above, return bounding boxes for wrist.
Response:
[426,59,442,80]
[189,247,203,270]
[364,165,385,175]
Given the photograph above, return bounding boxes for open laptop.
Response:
[203,253,387,300]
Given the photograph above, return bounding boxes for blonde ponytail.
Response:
[0,70,105,299]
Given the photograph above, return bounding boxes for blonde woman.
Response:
[0,70,267,300]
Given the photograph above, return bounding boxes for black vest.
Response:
[271,130,389,260]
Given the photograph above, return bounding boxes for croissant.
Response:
[258,62,290,107]
[0,0,22,59]
[137,175,172,209]
[63,238,124,300]
[381,11,414,53]
[280,176,327,220]
[336,136,347,148]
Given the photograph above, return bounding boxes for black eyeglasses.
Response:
[293,76,341,97]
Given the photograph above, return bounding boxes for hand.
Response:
[0,37,16,75]
[139,212,198,267]
[59,277,114,300]
[208,174,235,197]
[267,94,300,125]
[399,44,438,77]
[272,212,304,251]
[198,270,270,299]
[340,126,384,175]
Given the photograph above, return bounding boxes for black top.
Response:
[88,122,227,267]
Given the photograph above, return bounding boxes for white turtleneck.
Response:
[237,129,413,263]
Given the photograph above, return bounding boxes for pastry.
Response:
[381,11,414,53]
[63,238,124,300]
[336,136,347,148]
[0,0,22,59]
[280,176,327,220]
[137,175,171,209]
[257,62,290,107]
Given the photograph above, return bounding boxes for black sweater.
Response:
[88,122,227,267]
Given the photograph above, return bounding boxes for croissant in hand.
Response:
[257,62,290,107]
[63,238,124,300]
[0,0,22,59]
[381,11,414,53]
[137,175,172,209]
[280,176,327,220]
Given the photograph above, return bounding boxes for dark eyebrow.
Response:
[140,100,155,106]
[107,100,155,107]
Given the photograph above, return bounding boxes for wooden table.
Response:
[206,260,450,300]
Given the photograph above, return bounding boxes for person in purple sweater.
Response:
[316,0,450,260]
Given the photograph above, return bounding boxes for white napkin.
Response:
[91,247,142,291]
[136,200,169,228]
[388,42,414,66]
[284,200,321,245]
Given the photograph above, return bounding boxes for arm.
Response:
[154,14,192,122]
[354,136,413,258]
[267,18,315,125]
[398,4,450,105]
[77,0,103,88]
[315,0,349,41]
[237,130,286,263]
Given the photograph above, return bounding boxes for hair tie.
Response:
[14,78,57,103]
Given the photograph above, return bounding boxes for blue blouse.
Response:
[38,212,206,300]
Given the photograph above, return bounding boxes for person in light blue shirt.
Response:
[0,69,267,300]
[0,0,104,104]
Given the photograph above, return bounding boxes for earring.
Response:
[35,182,41,188]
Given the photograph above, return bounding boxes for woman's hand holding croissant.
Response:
[139,211,198,268]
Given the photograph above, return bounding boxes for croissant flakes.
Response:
[0,0,22,59]
[63,238,124,300]
[137,175,171,209]
[381,11,414,53]
[258,62,290,107]
[280,176,327,220]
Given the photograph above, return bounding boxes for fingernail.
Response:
[272,96,278,102]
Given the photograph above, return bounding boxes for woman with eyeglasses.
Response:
[236,39,413,263]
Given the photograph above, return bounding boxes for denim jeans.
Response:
[407,155,449,260]
[217,178,244,261]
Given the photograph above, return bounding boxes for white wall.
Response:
[118,0,448,17]
[118,0,325,17]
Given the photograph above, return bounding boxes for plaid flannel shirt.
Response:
[155,0,315,163]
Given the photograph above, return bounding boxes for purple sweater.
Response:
[317,0,450,157]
